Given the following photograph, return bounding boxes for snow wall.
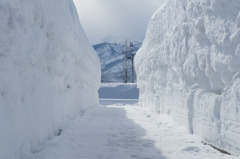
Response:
[0,0,100,158]
[135,0,240,155]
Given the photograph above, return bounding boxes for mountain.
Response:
[135,0,240,155]
[93,42,141,83]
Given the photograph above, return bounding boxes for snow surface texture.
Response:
[93,42,141,83]
[0,0,100,158]
[22,105,238,159]
[135,0,240,155]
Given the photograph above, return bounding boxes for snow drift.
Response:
[135,0,240,155]
[0,0,100,158]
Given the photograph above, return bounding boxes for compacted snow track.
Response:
[23,104,239,159]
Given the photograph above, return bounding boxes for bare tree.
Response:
[123,40,135,83]
[123,40,128,83]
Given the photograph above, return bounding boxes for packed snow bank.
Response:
[135,0,240,155]
[0,0,100,158]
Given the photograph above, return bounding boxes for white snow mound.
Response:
[0,0,100,158]
[135,0,240,155]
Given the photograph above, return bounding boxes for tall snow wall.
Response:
[0,0,100,158]
[135,0,240,155]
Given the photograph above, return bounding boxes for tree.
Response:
[123,40,135,83]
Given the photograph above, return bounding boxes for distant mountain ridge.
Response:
[93,42,141,83]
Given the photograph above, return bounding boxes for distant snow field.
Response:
[98,83,139,105]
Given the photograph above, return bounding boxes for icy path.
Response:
[25,104,238,159]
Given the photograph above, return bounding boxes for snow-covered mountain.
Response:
[135,0,240,155]
[93,42,141,83]
[0,0,100,158]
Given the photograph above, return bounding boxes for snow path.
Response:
[24,104,239,159]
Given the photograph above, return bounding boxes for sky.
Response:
[73,0,166,44]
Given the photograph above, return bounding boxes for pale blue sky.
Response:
[73,0,166,44]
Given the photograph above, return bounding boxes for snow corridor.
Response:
[23,84,239,159]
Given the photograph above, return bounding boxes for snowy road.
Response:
[24,104,239,159]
